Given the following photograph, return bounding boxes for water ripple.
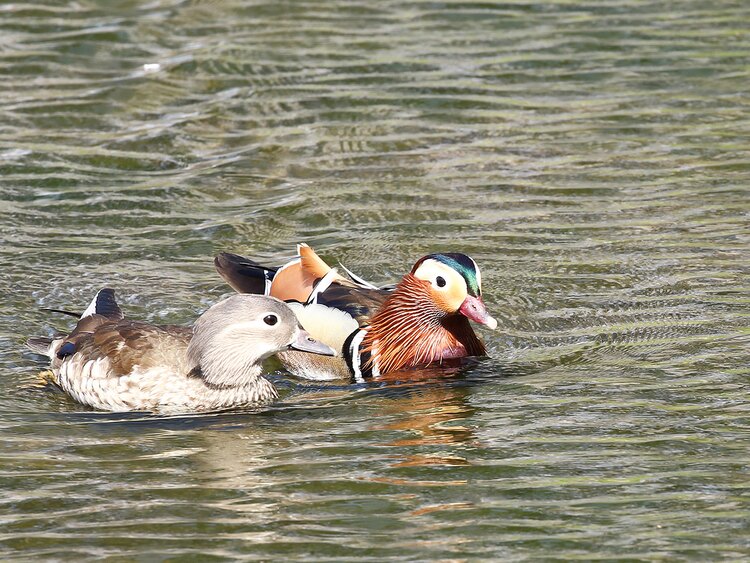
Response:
[1,0,749,559]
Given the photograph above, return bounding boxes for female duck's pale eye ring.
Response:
[263,314,278,326]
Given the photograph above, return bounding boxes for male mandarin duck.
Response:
[26,288,334,413]
[214,244,497,381]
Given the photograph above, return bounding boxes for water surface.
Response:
[1,0,749,559]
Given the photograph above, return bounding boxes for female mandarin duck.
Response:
[214,244,497,381]
[26,288,334,413]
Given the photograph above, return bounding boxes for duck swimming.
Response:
[26,288,335,413]
[214,244,497,381]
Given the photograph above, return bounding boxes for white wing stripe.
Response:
[80,290,104,319]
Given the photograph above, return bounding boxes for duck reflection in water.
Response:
[365,362,480,469]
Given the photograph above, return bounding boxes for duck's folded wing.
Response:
[311,283,390,327]
[63,322,192,377]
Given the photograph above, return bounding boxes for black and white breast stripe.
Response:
[342,328,372,383]
[342,328,381,383]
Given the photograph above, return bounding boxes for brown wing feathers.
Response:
[54,288,123,359]
[214,247,389,325]
[47,288,192,378]
[70,322,191,376]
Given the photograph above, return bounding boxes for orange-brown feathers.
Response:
[269,244,343,302]
[361,274,485,374]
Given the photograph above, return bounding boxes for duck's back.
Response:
[54,321,193,411]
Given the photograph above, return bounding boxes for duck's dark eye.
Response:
[263,314,278,326]
[436,276,446,288]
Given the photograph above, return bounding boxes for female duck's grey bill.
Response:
[289,329,336,356]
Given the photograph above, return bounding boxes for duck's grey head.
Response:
[187,294,335,388]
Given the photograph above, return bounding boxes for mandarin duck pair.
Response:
[27,245,495,413]
[214,244,496,381]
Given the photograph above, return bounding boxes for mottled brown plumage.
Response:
[71,322,192,377]
[27,290,335,413]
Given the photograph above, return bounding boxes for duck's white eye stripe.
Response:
[469,257,481,290]
[413,258,468,299]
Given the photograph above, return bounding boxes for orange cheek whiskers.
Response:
[361,274,485,375]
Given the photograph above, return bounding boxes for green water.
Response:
[1,0,749,559]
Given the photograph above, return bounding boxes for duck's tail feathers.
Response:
[41,308,80,318]
[26,289,121,359]
[80,288,123,320]
[214,252,278,295]
[25,336,53,356]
